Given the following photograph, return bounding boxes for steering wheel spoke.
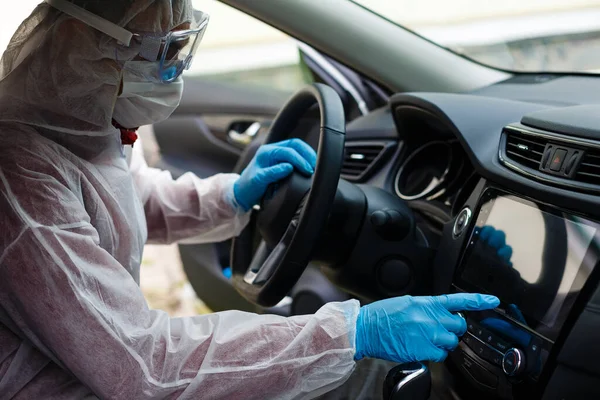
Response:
[244,240,270,283]
[253,221,298,284]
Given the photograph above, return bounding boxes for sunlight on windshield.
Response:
[353,0,600,73]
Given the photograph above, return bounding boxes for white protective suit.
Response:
[0,1,360,399]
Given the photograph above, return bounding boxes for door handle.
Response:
[228,121,261,147]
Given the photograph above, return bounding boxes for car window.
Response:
[0,1,313,93]
[189,0,313,91]
[353,0,600,74]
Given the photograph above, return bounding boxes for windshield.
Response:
[353,0,600,74]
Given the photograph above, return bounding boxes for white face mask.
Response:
[112,65,184,129]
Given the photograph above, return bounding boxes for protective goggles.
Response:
[45,0,209,83]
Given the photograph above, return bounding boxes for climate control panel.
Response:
[450,314,549,396]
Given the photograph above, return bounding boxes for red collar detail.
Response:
[120,128,138,146]
[112,121,139,146]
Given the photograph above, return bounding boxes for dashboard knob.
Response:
[453,207,472,238]
[502,348,526,377]
[370,209,411,240]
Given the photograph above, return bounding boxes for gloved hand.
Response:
[355,293,500,363]
[233,139,317,212]
[480,226,513,264]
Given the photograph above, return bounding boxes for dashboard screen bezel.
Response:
[453,187,600,342]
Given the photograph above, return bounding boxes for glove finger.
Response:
[257,163,294,184]
[270,147,314,175]
[488,229,507,249]
[277,138,318,169]
[479,225,495,242]
[436,293,500,312]
[432,330,459,351]
[439,313,467,335]
[497,245,513,262]
[427,347,449,363]
[508,304,527,324]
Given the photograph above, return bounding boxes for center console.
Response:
[441,184,600,399]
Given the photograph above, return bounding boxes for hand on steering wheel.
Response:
[231,83,346,307]
[233,139,317,211]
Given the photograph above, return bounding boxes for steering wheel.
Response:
[231,83,346,307]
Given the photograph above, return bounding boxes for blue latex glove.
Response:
[233,139,317,212]
[355,293,500,363]
[222,267,232,279]
[480,225,513,264]
[480,317,531,348]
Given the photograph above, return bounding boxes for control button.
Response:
[550,148,567,171]
[370,210,388,226]
[492,338,510,353]
[370,209,411,240]
[472,325,486,340]
[481,346,495,362]
[502,348,526,377]
[453,207,472,238]
[490,352,503,367]
[467,320,475,333]
[528,338,542,358]
[463,334,474,348]
[461,354,499,389]
[470,340,487,359]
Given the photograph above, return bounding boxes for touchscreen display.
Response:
[456,190,600,341]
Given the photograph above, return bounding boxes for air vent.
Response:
[575,150,600,185]
[500,124,600,194]
[504,131,545,169]
[341,142,391,181]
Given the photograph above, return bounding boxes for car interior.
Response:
[143,0,600,398]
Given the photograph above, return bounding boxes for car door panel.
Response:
[151,78,291,178]
[146,78,290,313]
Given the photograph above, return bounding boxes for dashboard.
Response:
[341,74,600,400]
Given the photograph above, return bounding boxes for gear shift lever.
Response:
[383,362,431,400]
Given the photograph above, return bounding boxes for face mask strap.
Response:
[45,0,133,46]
